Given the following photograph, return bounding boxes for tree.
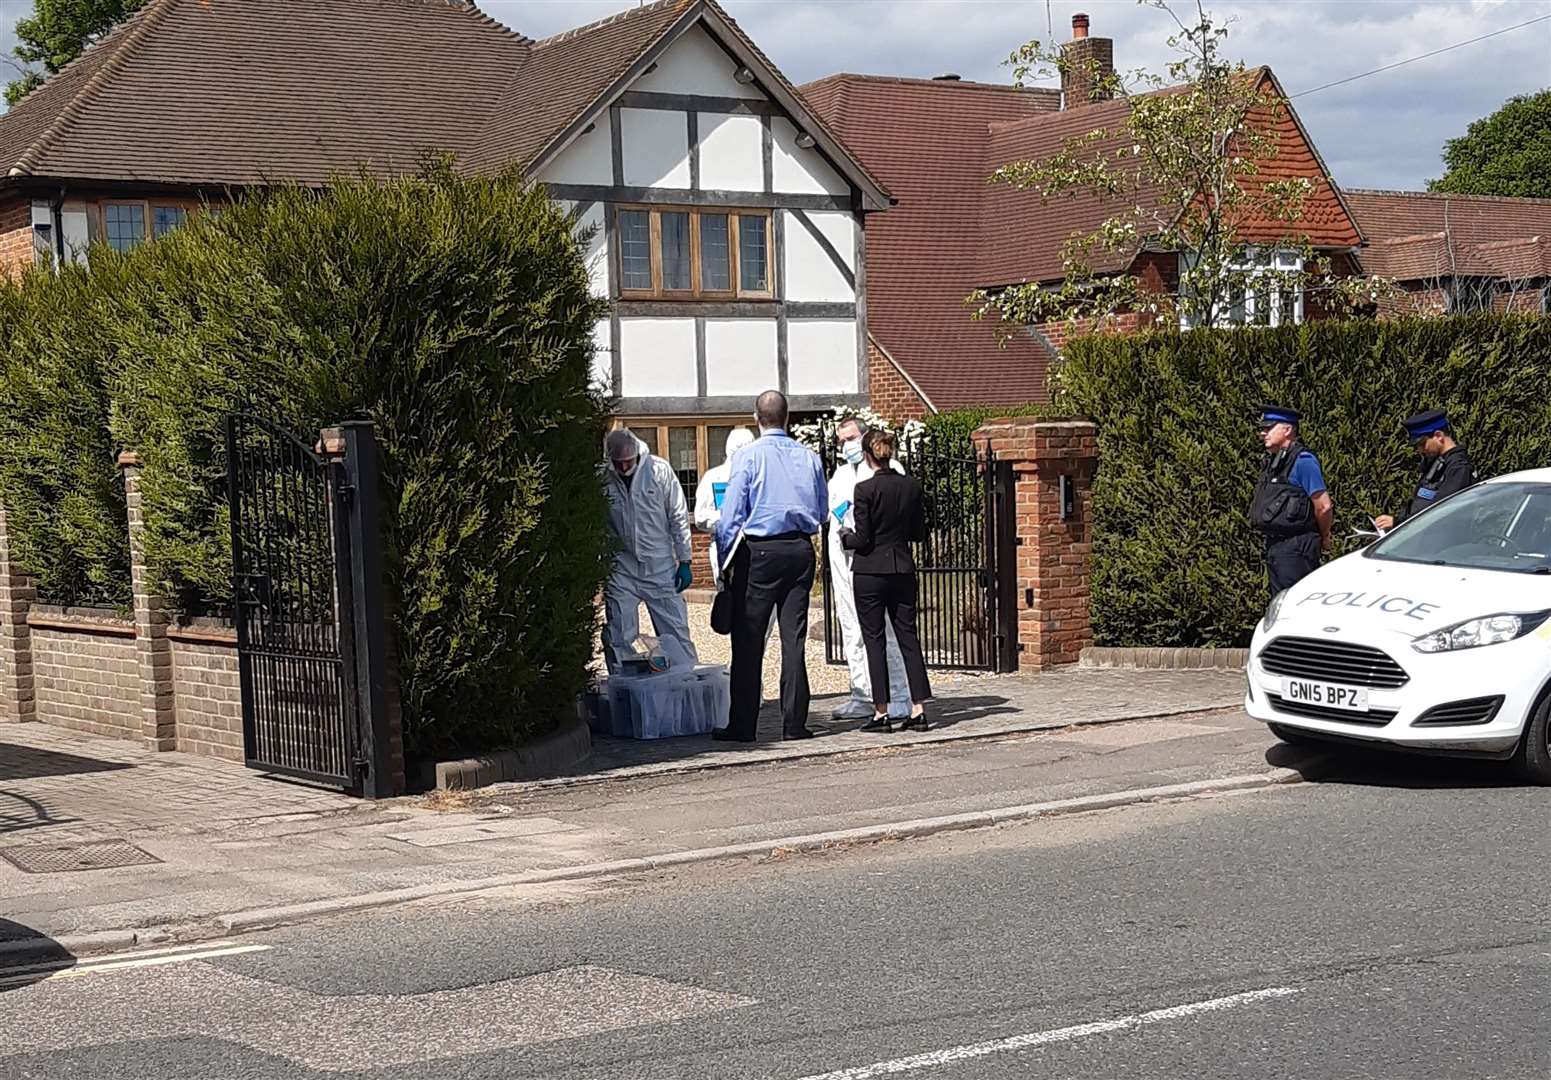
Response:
[6,0,148,107]
[973,0,1388,333]
[1428,90,1551,199]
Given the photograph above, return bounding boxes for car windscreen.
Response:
[1366,481,1551,574]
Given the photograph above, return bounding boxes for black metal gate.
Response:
[226,413,361,790]
[819,425,1018,672]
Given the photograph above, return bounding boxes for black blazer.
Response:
[842,468,925,575]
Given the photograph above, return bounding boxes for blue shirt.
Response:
[1289,450,1326,497]
[714,430,828,555]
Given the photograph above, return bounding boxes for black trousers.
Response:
[1266,533,1321,594]
[854,572,932,709]
[728,536,816,739]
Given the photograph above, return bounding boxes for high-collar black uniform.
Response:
[1398,445,1477,524]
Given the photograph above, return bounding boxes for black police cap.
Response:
[1256,404,1300,428]
[1401,409,1448,441]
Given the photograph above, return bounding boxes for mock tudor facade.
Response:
[0,0,889,492]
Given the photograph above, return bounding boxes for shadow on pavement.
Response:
[0,740,130,782]
[0,789,78,838]
[1264,738,1530,790]
[0,919,76,992]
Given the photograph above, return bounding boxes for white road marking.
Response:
[0,940,271,987]
[793,986,1301,1080]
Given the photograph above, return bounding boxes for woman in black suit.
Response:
[841,429,932,732]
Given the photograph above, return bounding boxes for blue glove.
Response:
[674,561,693,592]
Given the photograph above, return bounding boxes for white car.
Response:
[1245,468,1551,784]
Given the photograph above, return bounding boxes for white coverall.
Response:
[693,428,757,585]
[601,434,698,673]
[828,457,913,719]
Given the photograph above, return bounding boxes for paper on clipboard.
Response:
[712,529,746,590]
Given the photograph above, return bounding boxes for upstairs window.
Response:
[104,203,146,252]
[153,205,188,238]
[616,206,772,300]
[1180,250,1304,328]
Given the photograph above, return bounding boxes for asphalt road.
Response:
[1,749,1546,1079]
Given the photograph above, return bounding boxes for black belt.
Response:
[747,531,807,542]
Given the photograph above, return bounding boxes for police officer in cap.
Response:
[1250,405,1333,593]
[1373,409,1477,532]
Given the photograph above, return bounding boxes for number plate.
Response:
[1281,678,1369,712]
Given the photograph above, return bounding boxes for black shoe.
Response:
[899,714,930,732]
[713,729,756,743]
[783,728,817,741]
[860,716,893,733]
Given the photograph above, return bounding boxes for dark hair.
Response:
[755,389,789,430]
[864,428,896,466]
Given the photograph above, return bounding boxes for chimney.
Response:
[1061,13,1114,109]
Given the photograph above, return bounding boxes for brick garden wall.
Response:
[26,609,142,741]
[169,626,243,762]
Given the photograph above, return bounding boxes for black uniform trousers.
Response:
[1266,532,1321,594]
[727,536,816,740]
[853,572,933,709]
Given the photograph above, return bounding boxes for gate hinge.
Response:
[335,484,356,505]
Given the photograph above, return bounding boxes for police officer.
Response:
[1250,405,1333,593]
[1372,409,1477,532]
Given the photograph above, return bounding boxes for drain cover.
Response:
[0,839,162,874]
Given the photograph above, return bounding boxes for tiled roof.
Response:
[0,0,530,185]
[1344,189,1551,281]
[801,73,1062,411]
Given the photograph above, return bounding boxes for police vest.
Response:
[1404,446,1478,521]
[1251,444,1317,538]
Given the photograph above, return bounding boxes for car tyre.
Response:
[1268,722,1321,747]
[1510,691,1551,786]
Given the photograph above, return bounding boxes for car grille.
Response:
[1267,694,1398,727]
[1259,636,1409,689]
[1412,696,1504,728]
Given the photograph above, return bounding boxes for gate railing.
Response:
[226,414,397,797]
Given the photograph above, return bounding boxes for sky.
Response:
[2,0,1548,190]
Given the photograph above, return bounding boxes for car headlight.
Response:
[1262,590,1288,633]
[1411,610,1551,654]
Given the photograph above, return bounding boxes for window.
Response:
[1180,250,1303,328]
[667,426,698,509]
[104,203,146,252]
[153,205,188,238]
[616,207,771,299]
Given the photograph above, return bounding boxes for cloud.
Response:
[2,0,1547,189]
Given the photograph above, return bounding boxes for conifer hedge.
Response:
[1055,315,1551,647]
[0,166,612,758]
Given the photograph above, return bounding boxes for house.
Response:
[1342,189,1551,316]
[0,0,890,495]
[802,14,1367,416]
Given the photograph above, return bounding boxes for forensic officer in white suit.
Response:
[601,428,697,673]
[693,426,757,584]
[827,416,912,720]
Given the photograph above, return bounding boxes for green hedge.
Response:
[1053,315,1551,647]
[922,401,1062,450]
[0,166,612,758]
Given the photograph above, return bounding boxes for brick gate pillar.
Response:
[973,419,1099,670]
[0,499,37,722]
[119,452,177,750]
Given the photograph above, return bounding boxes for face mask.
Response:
[842,439,864,466]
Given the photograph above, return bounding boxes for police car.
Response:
[1245,468,1551,783]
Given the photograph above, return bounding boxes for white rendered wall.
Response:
[619,319,698,397]
[787,320,859,395]
[620,108,691,188]
[591,321,613,395]
[542,122,614,186]
[698,112,764,192]
[771,117,849,196]
[632,26,763,99]
[574,202,609,300]
[704,320,778,396]
[783,211,855,303]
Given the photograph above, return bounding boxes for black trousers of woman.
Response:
[853,571,932,709]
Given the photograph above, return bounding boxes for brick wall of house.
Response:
[170,627,244,762]
[867,339,932,420]
[27,610,142,740]
[0,198,34,280]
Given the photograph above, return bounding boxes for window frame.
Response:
[101,200,149,253]
[615,205,773,301]
[1179,249,1304,329]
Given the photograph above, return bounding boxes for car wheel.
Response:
[1510,691,1551,786]
[1268,722,1320,747]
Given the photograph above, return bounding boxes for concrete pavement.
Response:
[1,754,1544,1078]
[2,665,1251,951]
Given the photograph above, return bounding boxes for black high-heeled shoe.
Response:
[860,714,893,733]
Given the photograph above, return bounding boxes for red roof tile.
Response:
[1344,189,1551,281]
[801,73,1062,411]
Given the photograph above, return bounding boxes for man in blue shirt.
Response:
[714,390,829,741]
[1250,405,1333,593]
